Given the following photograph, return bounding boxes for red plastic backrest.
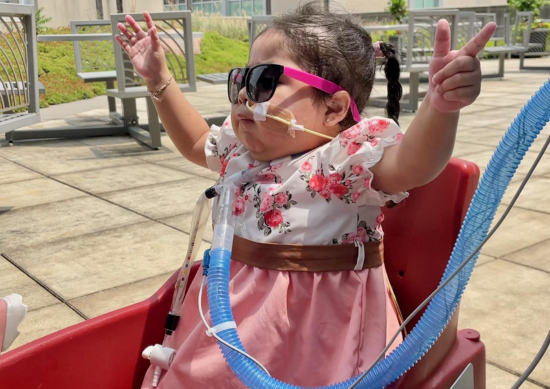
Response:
[383,158,480,333]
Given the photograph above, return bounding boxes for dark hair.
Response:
[257,2,402,127]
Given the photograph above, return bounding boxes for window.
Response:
[163,0,267,15]
[164,0,187,11]
[410,0,442,8]
[192,0,222,13]
[228,0,265,16]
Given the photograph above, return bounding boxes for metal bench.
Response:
[248,15,273,45]
[0,3,40,137]
[108,11,197,150]
[197,73,227,85]
[368,9,460,112]
[71,20,117,115]
[483,11,534,78]
[520,18,550,71]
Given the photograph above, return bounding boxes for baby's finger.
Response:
[436,72,476,94]
[117,23,135,43]
[443,86,479,104]
[125,14,147,39]
[432,56,477,85]
[144,11,161,50]
[458,22,497,57]
[115,35,132,56]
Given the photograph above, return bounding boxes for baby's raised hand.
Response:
[429,20,496,113]
[115,12,168,87]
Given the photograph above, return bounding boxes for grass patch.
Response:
[34,27,248,108]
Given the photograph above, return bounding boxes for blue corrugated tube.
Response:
[207,78,550,389]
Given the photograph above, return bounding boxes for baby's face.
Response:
[230,31,336,162]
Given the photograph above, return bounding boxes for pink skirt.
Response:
[141,260,402,389]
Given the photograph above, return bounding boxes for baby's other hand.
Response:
[429,20,496,113]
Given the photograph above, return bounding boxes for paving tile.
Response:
[0,139,142,175]
[459,260,550,386]
[70,272,174,318]
[501,176,550,214]
[5,304,84,351]
[7,221,209,300]
[455,129,506,148]
[0,178,85,209]
[54,163,192,194]
[481,205,550,258]
[475,96,528,108]
[460,149,550,177]
[160,212,214,243]
[485,363,541,389]
[152,157,220,180]
[131,136,185,162]
[100,177,216,220]
[0,257,58,312]
[503,238,550,274]
[0,196,146,252]
[452,142,494,158]
[0,158,42,185]
[476,254,497,267]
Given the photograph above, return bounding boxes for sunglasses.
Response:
[227,64,361,123]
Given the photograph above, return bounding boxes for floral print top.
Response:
[205,116,408,245]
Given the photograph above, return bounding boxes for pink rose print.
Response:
[347,142,361,156]
[220,160,229,176]
[330,184,348,199]
[368,118,390,134]
[268,184,282,194]
[352,191,361,202]
[275,192,288,206]
[271,163,283,170]
[260,193,273,213]
[223,121,230,127]
[300,161,312,172]
[252,185,296,236]
[357,227,368,242]
[364,178,371,188]
[369,139,379,147]
[352,164,364,175]
[309,174,327,192]
[395,133,404,141]
[333,220,379,245]
[264,209,284,228]
[345,180,352,186]
[233,197,246,216]
[258,173,278,184]
[342,232,357,244]
[320,188,331,200]
[342,125,361,140]
[376,213,385,225]
[329,172,342,184]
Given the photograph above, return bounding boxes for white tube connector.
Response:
[142,344,176,387]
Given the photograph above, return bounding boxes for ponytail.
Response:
[379,42,402,125]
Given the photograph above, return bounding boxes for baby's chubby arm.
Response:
[370,20,496,194]
[116,12,210,168]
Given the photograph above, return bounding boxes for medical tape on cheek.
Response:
[246,101,322,139]
[253,102,270,121]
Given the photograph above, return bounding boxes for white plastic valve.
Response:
[1,294,27,352]
[142,344,176,371]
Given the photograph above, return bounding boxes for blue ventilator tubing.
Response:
[206,78,550,389]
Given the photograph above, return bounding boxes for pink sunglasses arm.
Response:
[283,67,362,123]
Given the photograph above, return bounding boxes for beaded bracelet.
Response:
[148,75,173,102]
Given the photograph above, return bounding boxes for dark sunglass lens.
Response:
[248,65,278,103]
[228,69,244,103]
